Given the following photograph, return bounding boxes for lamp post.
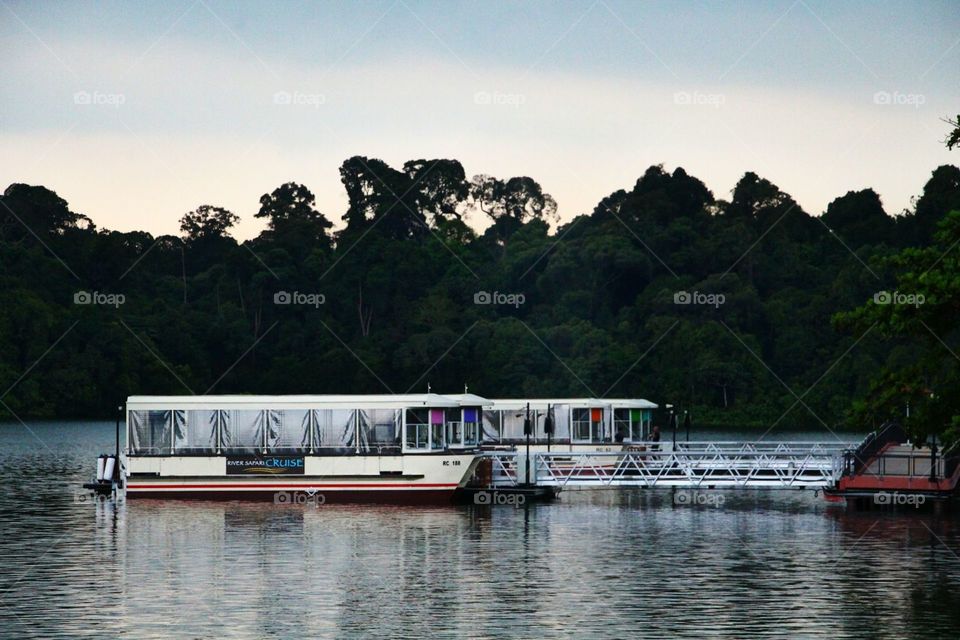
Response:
[115,404,122,486]
[544,404,554,452]
[666,404,675,448]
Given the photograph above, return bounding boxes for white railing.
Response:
[485,442,852,490]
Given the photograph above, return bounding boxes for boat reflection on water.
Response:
[103,489,960,638]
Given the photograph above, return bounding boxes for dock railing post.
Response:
[930,435,938,482]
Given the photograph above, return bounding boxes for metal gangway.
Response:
[484,441,854,490]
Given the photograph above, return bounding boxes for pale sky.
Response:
[2,0,958,240]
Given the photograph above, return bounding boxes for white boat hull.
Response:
[125,452,480,504]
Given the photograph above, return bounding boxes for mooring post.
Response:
[524,402,532,487]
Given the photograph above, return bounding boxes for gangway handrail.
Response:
[482,445,842,490]
[843,422,906,477]
[674,441,853,452]
[674,441,852,446]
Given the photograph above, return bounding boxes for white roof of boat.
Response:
[603,398,658,409]
[126,393,464,409]
[442,393,493,406]
[486,398,657,409]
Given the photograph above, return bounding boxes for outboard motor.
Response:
[103,455,116,483]
[81,406,125,499]
[84,454,117,496]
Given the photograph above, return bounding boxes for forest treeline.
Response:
[2,154,960,434]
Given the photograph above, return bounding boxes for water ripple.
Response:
[0,422,958,638]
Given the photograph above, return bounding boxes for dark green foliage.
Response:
[946,115,960,151]
[835,209,960,444]
[1,157,959,436]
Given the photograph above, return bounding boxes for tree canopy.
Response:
[2,154,959,442]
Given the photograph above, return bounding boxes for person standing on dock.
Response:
[650,425,661,451]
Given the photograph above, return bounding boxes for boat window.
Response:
[220,410,266,453]
[572,408,591,441]
[405,409,429,451]
[614,409,631,442]
[591,408,606,441]
[631,409,646,441]
[430,409,445,450]
[313,409,357,452]
[482,410,501,443]
[572,407,606,442]
[175,410,218,454]
[549,405,570,440]
[445,408,463,448]
[359,409,400,453]
[462,407,479,446]
[265,409,311,453]
[502,411,526,441]
[129,410,176,455]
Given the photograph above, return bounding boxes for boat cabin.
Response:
[479,398,657,448]
[126,393,489,457]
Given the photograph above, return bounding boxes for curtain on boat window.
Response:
[212,409,229,450]
[357,409,400,452]
[313,409,356,451]
[265,409,310,452]
[129,410,176,455]
[219,410,265,453]
[481,410,501,443]
[175,410,218,453]
[552,404,571,440]
[502,411,526,441]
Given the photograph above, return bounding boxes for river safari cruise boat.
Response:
[478,398,658,452]
[121,394,487,503]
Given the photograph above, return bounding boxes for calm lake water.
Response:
[1,421,959,639]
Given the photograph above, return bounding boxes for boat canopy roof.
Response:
[603,398,658,409]
[486,398,658,410]
[125,394,656,411]
[126,393,477,410]
[442,393,494,407]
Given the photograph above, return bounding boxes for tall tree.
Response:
[0,184,90,241]
[255,182,333,249]
[821,189,894,246]
[402,159,469,225]
[179,205,239,242]
[901,165,960,245]
[340,156,425,239]
[471,174,557,242]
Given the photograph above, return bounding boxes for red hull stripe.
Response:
[127,482,459,490]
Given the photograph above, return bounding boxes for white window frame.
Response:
[571,407,592,443]
[614,408,632,443]
[462,407,480,447]
[403,408,434,453]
